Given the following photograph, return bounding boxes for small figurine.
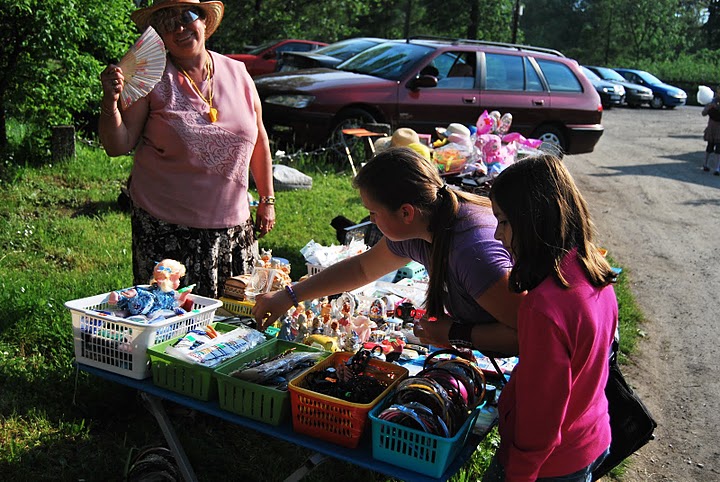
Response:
[294,312,309,343]
[277,315,294,341]
[109,259,192,318]
[369,298,387,324]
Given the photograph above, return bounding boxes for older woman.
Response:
[99,0,275,298]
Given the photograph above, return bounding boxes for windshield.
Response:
[338,42,434,81]
[581,67,600,81]
[247,41,277,55]
[637,71,662,84]
[316,39,382,61]
[596,67,625,82]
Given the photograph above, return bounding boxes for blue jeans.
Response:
[482,447,610,482]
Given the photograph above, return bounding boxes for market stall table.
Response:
[76,362,495,482]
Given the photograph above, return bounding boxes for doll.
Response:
[109,259,192,318]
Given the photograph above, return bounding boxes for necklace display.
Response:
[178,53,217,123]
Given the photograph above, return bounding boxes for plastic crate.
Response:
[305,263,325,276]
[220,297,255,316]
[66,289,222,380]
[214,339,330,425]
[147,322,242,401]
[288,352,408,448]
[369,400,483,478]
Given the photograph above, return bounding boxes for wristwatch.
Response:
[259,195,276,205]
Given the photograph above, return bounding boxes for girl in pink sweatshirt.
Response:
[483,154,617,482]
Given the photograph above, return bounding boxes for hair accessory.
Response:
[259,195,276,205]
[130,0,225,39]
[284,284,299,307]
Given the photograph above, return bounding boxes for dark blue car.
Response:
[613,68,687,109]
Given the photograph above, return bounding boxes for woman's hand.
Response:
[413,316,453,348]
[251,289,292,331]
[255,202,276,238]
[100,64,125,105]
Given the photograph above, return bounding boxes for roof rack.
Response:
[405,35,565,58]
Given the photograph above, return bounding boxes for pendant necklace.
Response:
[178,53,218,123]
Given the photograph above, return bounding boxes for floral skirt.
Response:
[131,205,259,299]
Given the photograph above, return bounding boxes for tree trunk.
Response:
[52,125,76,162]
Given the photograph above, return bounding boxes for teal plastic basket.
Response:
[369,398,482,478]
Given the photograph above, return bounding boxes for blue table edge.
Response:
[76,363,491,482]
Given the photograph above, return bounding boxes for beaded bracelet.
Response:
[284,284,299,307]
[259,195,276,205]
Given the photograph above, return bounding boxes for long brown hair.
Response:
[489,154,615,293]
[353,147,490,317]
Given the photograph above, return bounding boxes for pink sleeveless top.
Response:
[129,51,258,228]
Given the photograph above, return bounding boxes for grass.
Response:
[0,136,644,481]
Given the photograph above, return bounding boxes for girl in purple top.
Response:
[485,154,617,481]
[98,1,275,298]
[254,147,522,355]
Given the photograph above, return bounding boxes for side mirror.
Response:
[262,50,276,60]
[407,75,438,91]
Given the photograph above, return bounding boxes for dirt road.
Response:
[564,106,720,481]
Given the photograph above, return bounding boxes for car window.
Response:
[338,42,434,81]
[598,68,625,82]
[277,42,313,53]
[248,41,276,55]
[434,51,476,89]
[317,40,380,60]
[536,59,583,92]
[619,71,638,83]
[485,53,525,91]
[524,58,544,91]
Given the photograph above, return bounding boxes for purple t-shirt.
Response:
[386,202,512,324]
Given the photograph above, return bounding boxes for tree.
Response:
[0,0,137,160]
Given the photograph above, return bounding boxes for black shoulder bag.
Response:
[592,339,657,480]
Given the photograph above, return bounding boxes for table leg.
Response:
[283,452,329,482]
[140,392,199,482]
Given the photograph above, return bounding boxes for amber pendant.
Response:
[209,108,218,123]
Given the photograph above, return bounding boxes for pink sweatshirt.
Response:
[130,52,259,229]
[497,248,617,481]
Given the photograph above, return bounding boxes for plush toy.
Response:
[109,259,192,318]
[479,134,515,177]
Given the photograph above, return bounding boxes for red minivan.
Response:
[254,38,604,155]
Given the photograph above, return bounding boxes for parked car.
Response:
[581,66,625,109]
[277,37,386,72]
[613,68,687,109]
[226,39,328,77]
[255,38,604,155]
[584,65,653,108]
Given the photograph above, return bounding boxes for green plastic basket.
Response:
[214,339,329,426]
[147,322,258,401]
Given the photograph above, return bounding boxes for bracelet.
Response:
[284,284,299,307]
[259,195,276,205]
[448,323,474,348]
[101,104,119,117]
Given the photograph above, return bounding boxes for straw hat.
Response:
[131,0,225,38]
[374,127,420,152]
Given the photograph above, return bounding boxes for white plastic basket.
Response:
[65,288,222,380]
[305,263,326,276]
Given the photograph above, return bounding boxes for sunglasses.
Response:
[153,8,202,34]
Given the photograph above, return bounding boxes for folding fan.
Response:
[117,27,167,109]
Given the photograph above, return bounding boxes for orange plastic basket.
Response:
[288,351,408,448]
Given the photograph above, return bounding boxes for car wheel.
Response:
[532,125,566,157]
[329,108,379,166]
[650,95,664,109]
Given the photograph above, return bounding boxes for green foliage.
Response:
[0,0,137,158]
